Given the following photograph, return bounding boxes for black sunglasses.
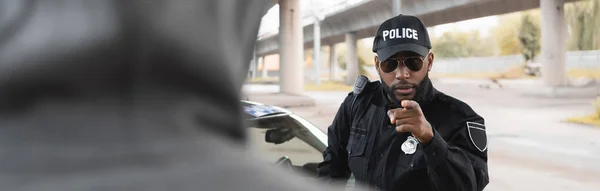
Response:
[379,56,426,73]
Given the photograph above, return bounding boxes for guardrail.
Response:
[299,50,600,81]
[430,50,600,74]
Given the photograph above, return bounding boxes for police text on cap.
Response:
[382,28,418,41]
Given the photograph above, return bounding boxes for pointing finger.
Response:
[387,110,395,124]
[389,108,418,121]
[401,100,419,110]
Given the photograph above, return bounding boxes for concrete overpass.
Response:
[256,0,577,94]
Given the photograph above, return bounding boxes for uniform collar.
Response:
[415,75,437,106]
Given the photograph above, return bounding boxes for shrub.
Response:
[594,97,600,117]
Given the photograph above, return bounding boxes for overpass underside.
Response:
[256,0,578,94]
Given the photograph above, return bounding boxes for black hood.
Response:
[0,0,273,186]
[0,0,271,142]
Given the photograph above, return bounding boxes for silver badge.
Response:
[401,136,419,155]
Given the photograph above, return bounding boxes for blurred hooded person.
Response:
[0,0,344,190]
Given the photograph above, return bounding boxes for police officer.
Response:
[316,14,489,191]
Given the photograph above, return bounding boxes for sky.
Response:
[258,1,500,38]
[430,16,499,38]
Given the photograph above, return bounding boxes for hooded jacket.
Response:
[0,1,341,190]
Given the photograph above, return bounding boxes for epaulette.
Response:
[437,93,477,117]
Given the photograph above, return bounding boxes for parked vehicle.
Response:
[242,100,359,189]
[242,100,327,177]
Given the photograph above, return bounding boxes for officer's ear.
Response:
[427,52,434,71]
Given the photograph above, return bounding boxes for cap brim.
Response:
[376,43,430,61]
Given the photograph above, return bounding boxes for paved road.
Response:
[243,82,600,190]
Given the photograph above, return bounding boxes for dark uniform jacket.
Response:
[316,76,489,191]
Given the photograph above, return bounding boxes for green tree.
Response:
[431,32,470,58]
[357,55,368,77]
[566,0,600,50]
[356,39,373,77]
[338,53,369,77]
[337,54,346,70]
[336,41,369,81]
[465,31,495,57]
[518,13,541,62]
[492,13,523,55]
[431,30,494,58]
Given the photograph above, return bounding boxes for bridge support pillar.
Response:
[251,49,257,79]
[279,0,304,95]
[329,44,336,82]
[540,0,568,86]
[345,32,359,85]
[261,56,268,78]
[313,20,321,86]
[392,0,402,16]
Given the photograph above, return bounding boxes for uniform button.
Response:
[432,151,436,156]
[410,163,414,168]
[380,154,384,158]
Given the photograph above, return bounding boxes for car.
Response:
[241,100,327,177]
[242,100,360,189]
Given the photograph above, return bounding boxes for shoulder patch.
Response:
[467,121,487,152]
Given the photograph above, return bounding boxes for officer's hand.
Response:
[387,100,434,144]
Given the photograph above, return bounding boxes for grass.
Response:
[568,68,600,79]
[304,81,352,91]
[563,97,600,127]
[247,77,278,84]
[564,113,600,127]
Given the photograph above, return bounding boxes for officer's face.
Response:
[375,51,434,101]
